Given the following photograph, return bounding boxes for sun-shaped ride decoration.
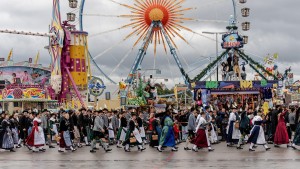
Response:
[110,0,193,55]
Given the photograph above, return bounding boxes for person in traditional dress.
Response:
[10,113,21,148]
[123,112,146,152]
[90,110,112,153]
[247,112,271,151]
[185,108,197,150]
[58,112,76,152]
[236,109,250,149]
[72,110,82,148]
[0,114,15,152]
[108,117,115,145]
[157,110,177,152]
[274,108,290,148]
[18,111,29,147]
[149,112,160,148]
[292,108,300,149]
[116,111,128,148]
[226,107,241,147]
[191,111,214,152]
[78,108,91,146]
[49,112,59,146]
[26,112,46,152]
[137,112,146,144]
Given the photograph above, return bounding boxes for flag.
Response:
[273,53,279,59]
[34,51,40,64]
[174,86,178,101]
[7,48,13,61]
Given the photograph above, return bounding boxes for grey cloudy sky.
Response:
[0,0,299,87]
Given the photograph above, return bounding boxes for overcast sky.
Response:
[0,0,299,89]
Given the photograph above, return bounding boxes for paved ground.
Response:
[0,142,300,169]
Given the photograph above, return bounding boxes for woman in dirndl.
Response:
[123,112,146,152]
[26,112,46,152]
[226,108,241,146]
[10,113,21,148]
[58,112,76,152]
[0,114,15,152]
[191,112,214,152]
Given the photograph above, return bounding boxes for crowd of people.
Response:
[0,104,300,153]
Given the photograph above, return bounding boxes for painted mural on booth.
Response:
[0,66,50,85]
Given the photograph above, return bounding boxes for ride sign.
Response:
[221,33,244,49]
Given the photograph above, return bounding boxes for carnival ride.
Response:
[80,0,280,106]
[0,0,293,108]
[0,0,96,108]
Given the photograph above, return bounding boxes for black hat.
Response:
[79,107,87,111]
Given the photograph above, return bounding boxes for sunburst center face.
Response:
[149,8,164,21]
[145,5,169,28]
[119,0,192,54]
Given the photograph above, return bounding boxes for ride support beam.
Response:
[158,22,191,84]
[126,22,155,83]
[63,65,86,108]
[0,29,54,37]
[192,49,230,82]
[236,49,278,80]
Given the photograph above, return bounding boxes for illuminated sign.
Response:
[221,33,244,49]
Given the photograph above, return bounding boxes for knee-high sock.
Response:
[238,136,243,147]
[125,144,129,150]
[185,138,190,147]
[263,144,269,148]
[91,139,96,150]
[99,139,108,149]
[18,139,22,145]
[84,137,88,144]
[250,143,254,149]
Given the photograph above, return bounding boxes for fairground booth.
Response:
[0,60,57,113]
[192,80,278,110]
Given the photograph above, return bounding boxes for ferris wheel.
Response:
[74,0,255,86]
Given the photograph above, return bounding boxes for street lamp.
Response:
[202,31,227,81]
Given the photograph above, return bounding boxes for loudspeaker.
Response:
[105,92,111,100]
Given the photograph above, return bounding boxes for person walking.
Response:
[247,112,271,151]
[157,110,178,152]
[192,111,214,152]
[185,108,197,150]
[0,114,15,152]
[26,112,46,152]
[274,108,290,148]
[58,112,76,152]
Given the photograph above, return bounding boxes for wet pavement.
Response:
[0,142,299,169]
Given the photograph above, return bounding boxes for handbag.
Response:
[55,135,61,142]
[234,121,240,129]
[152,135,158,141]
[130,137,137,143]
